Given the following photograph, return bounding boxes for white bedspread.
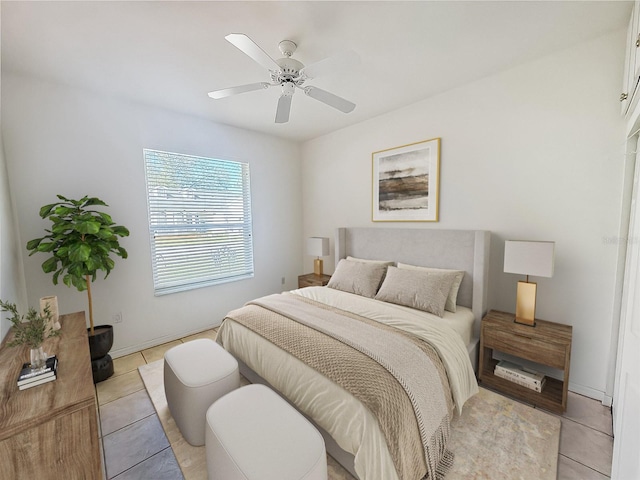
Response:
[216,286,478,480]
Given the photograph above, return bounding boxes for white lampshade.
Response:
[307,237,330,257]
[504,240,555,278]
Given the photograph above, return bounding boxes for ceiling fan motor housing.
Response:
[275,57,304,84]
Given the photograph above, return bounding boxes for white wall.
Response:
[0,17,29,342]
[2,74,302,356]
[301,30,627,400]
[0,106,28,343]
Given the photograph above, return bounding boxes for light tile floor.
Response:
[95,329,614,479]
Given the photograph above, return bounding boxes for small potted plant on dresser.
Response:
[27,195,129,383]
[0,300,60,370]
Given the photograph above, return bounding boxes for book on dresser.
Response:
[494,360,546,392]
[17,355,58,389]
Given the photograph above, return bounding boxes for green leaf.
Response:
[53,270,62,285]
[54,206,73,216]
[117,247,128,259]
[62,274,72,287]
[84,255,101,271]
[52,223,72,234]
[75,221,101,235]
[105,257,115,271]
[83,197,107,207]
[69,243,91,262]
[112,226,130,237]
[54,246,69,259]
[36,242,57,253]
[97,228,114,239]
[26,238,42,251]
[39,203,59,218]
[71,275,87,291]
[98,212,113,224]
[56,194,71,202]
[42,257,58,273]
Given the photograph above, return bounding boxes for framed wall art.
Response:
[372,137,440,222]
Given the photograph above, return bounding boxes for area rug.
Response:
[139,360,560,480]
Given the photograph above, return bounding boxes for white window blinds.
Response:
[143,149,254,295]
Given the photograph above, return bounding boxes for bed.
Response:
[216,227,491,480]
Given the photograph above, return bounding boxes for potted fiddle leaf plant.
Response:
[26,195,129,383]
[0,300,59,370]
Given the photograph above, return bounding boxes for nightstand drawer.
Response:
[298,273,331,288]
[483,328,567,369]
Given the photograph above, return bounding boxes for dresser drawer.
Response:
[482,327,567,369]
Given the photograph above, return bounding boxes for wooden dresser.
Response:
[0,311,102,479]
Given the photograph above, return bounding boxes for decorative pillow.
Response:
[375,266,457,317]
[346,256,395,266]
[397,262,465,313]
[327,259,388,298]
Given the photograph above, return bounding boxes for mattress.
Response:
[216,286,478,480]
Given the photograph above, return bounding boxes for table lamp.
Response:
[503,240,555,326]
[307,237,330,276]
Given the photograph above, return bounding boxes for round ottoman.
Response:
[164,338,239,446]
[205,384,327,480]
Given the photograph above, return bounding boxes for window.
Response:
[143,149,254,295]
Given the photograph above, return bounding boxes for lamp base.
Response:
[514,280,537,327]
[314,258,324,276]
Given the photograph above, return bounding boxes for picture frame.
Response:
[372,137,440,222]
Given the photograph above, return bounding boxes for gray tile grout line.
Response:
[101,410,158,439]
[555,413,614,438]
[558,453,612,478]
[107,445,176,480]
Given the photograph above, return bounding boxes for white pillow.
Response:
[327,259,388,298]
[374,266,457,317]
[397,262,464,313]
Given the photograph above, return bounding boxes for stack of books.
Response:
[494,360,546,392]
[17,355,58,390]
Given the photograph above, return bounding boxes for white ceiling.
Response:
[1,1,632,142]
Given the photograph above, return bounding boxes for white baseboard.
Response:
[108,322,222,359]
[568,381,611,407]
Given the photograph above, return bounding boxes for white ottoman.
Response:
[164,339,239,446]
[205,384,327,480]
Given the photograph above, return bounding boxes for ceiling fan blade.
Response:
[208,82,270,99]
[225,33,281,72]
[299,50,360,80]
[275,94,292,124]
[303,86,355,113]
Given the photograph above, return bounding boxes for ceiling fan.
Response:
[208,33,360,124]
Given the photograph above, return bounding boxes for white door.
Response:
[612,136,640,479]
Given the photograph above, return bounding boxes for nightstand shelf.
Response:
[479,310,572,414]
[298,273,331,288]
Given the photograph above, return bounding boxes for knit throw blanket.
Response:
[223,293,454,480]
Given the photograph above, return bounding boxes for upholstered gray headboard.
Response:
[335,227,490,338]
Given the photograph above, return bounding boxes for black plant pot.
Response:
[88,325,114,383]
[92,354,114,383]
[88,325,114,360]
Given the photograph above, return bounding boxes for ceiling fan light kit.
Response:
[209,33,359,124]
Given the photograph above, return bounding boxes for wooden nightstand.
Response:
[479,310,572,413]
[298,273,331,288]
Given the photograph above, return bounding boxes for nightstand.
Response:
[479,310,572,413]
[298,273,331,288]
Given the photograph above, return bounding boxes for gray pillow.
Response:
[374,266,457,317]
[397,263,465,313]
[346,256,395,267]
[327,259,388,298]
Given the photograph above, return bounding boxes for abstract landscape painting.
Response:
[372,138,440,221]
